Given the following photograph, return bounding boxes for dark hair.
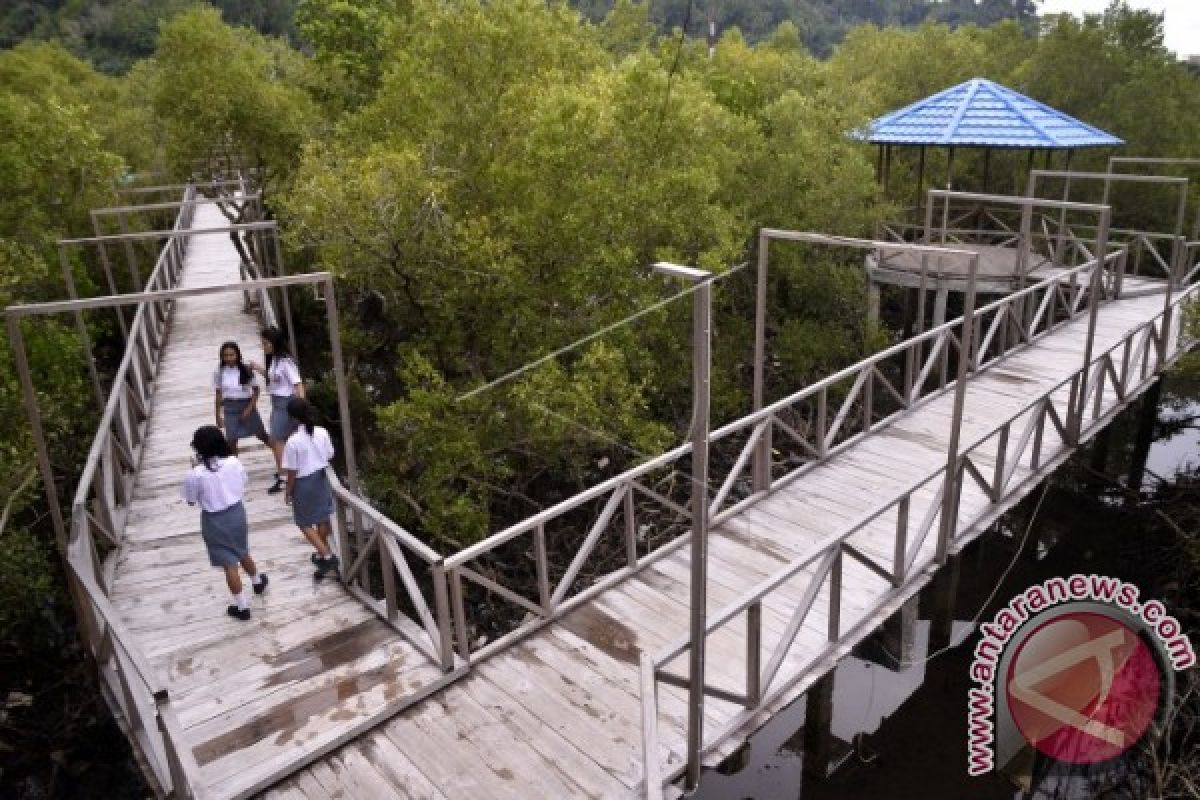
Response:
[260,327,294,373]
[286,396,316,435]
[218,341,254,386]
[191,425,231,470]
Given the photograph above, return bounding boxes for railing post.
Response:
[324,276,361,493]
[379,530,398,622]
[450,568,470,662]
[1157,235,1182,367]
[624,486,638,568]
[937,254,978,565]
[893,495,909,586]
[5,314,68,552]
[828,547,843,641]
[534,523,551,613]
[652,262,712,793]
[992,424,1009,501]
[746,601,762,707]
[431,563,455,672]
[57,244,105,410]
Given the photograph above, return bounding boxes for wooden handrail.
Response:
[639,282,1198,795]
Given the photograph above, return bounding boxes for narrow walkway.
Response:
[106,203,451,799]
[104,202,1187,799]
[255,291,1180,796]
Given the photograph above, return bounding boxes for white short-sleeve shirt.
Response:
[266,357,302,397]
[181,457,247,512]
[212,366,258,400]
[282,426,335,478]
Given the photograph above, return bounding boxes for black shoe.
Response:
[267,477,285,495]
[314,554,340,581]
[252,574,269,595]
[310,552,321,565]
[226,605,251,621]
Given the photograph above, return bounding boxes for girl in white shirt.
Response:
[213,341,268,456]
[282,397,340,580]
[249,327,305,495]
[181,425,268,620]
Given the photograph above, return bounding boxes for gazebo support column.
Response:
[932,286,949,327]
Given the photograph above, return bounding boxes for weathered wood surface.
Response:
[262,290,1173,795]
[105,203,453,800]
[108,200,1178,799]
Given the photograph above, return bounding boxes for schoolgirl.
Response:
[181,425,267,620]
[282,397,340,580]
[213,341,269,456]
[249,327,304,495]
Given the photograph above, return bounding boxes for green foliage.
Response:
[0,525,58,643]
[145,7,318,191]
[295,0,406,108]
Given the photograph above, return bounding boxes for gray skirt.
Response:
[268,394,294,442]
[222,397,266,442]
[292,470,333,528]
[201,502,249,567]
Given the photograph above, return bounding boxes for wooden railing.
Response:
[638,278,1197,797]
[64,186,205,798]
[231,210,459,674]
[435,246,1124,667]
[327,471,457,671]
[707,249,1125,523]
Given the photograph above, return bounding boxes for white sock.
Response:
[236,588,251,610]
[249,571,263,585]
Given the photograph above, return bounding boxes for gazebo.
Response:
[864,78,1123,207]
[856,79,1125,327]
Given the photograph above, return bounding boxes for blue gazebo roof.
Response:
[860,78,1123,149]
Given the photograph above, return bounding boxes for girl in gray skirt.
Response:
[282,397,340,580]
[249,327,304,495]
[182,425,268,619]
[213,341,269,456]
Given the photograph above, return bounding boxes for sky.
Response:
[1037,0,1199,58]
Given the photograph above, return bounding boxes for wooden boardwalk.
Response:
[105,202,458,799]
[76,198,1192,798]
[257,284,1183,799]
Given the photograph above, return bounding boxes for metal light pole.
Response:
[936,254,979,564]
[751,232,770,492]
[653,262,712,793]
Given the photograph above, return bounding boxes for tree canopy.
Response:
[1,1,1199,795]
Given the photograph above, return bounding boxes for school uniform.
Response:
[265,357,302,442]
[213,365,266,441]
[182,457,249,567]
[282,426,335,528]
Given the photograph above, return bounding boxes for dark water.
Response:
[692,372,1199,800]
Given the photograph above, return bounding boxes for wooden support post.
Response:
[57,245,105,410]
[915,146,927,212]
[932,287,949,327]
[866,279,881,326]
[5,315,67,552]
[324,277,360,493]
